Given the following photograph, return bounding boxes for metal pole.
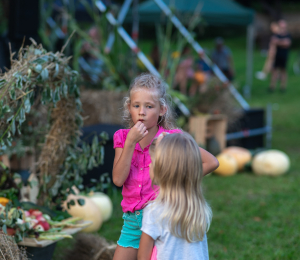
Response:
[153,0,250,110]
[95,0,190,116]
[266,103,272,148]
[131,0,139,73]
[226,127,271,140]
[244,24,254,99]
[46,17,66,39]
[104,0,133,53]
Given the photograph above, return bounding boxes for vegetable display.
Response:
[0,204,90,243]
[214,147,291,177]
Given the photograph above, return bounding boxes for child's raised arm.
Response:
[113,122,148,187]
[137,232,154,260]
[156,132,219,176]
[199,147,219,175]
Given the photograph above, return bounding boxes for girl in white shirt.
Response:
[138,132,212,260]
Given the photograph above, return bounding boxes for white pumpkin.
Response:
[62,195,102,233]
[88,192,113,222]
[252,149,290,176]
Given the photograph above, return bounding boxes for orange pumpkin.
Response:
[222,146,252,171]
[214,153,238,176]
[0,197,10,206]
[194,71,206,84]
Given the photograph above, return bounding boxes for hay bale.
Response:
[0,231,28,260]
[80,90,126,126]
[64,233,116,260]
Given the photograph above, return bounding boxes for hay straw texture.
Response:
[0,41,81,205]
[64,233,116,260]
[0,231,28,260]
[190,78,242,126]
[37,97,78,204]
[80,89,125,126]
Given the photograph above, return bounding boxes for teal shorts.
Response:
[117,209,143,249]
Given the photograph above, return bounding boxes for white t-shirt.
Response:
[141,204,209,260]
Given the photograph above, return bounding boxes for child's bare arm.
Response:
[112,146,135,187]
[199,147,219,175]
[137,232,154,260]
[156,132,219,176]
[113,122,148,187]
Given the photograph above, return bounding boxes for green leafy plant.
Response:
[0,203,30,243]
[0,42,107,208]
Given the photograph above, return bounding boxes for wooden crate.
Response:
[189,114,228,151]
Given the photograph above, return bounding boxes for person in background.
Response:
[189,55,212,95]
[255,21,279,80]
[174,46,195,95]
[269,19,292,93]
[211,37,235,82]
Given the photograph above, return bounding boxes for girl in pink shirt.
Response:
[112,73,219,260]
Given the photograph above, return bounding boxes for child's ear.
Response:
[127,101,131,111]
[160,106,167,116]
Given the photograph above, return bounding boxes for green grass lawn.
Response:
[53,36,300,260]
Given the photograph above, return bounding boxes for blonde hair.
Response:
[149,133,212,242]
[123,73,176,129]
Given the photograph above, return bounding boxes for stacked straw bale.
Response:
[80,89,126,126]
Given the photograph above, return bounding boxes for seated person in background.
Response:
[189,56,212,95]
[174,46,195,95]
[211,37,235,81]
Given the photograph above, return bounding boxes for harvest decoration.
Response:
[62,194,103,233]
[252,149,290,176]
[0,201,91,243]
[222,146,252,172]
[0,40,107,209]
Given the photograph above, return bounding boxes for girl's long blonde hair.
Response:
[123,73,176,129]
[149,133,212,242]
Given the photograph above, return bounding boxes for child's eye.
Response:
[133,105,139,108]
[147,106,152,108]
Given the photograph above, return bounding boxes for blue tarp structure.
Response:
[126,0,254,26]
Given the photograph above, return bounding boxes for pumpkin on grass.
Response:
[252,149,290,176]
[222,146,252,171]
[214,153,238,176]
[62,195,102,233]
[88,192,113,222]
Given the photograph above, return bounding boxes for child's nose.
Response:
[139,107,145,115]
